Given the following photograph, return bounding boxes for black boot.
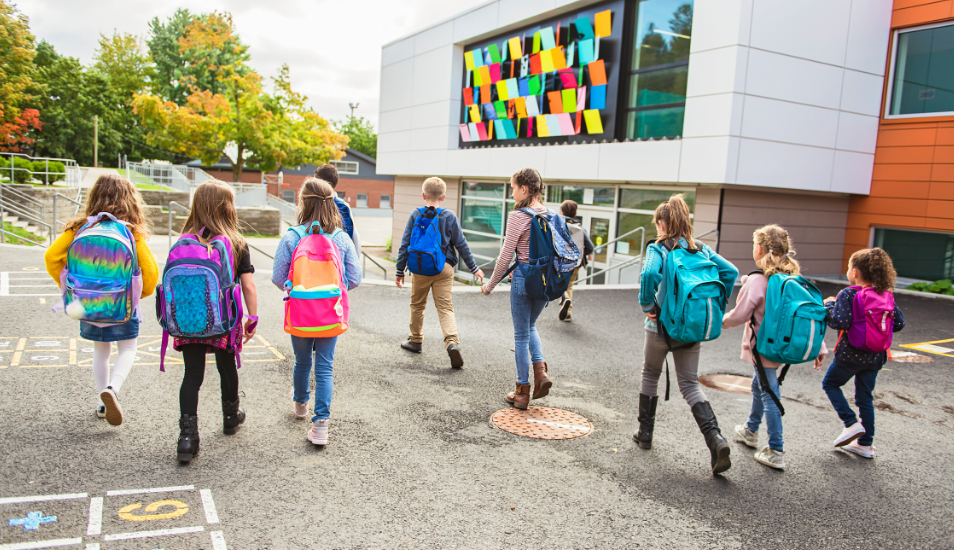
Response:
[222,397,246,435]
[691,401,731,475]
[632,394,658,450]
[177,414,200,464]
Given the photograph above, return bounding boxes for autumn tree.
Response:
[334,116,377,160]
[0,1,41,152]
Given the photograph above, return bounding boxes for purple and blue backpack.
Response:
[155,232,243,371]
[846,285,895,353]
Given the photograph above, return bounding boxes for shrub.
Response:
[384,234,392,253]
[907,279,954,296]
[31,160,66,184]
[11,157,33,184]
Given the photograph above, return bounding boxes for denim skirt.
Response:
[80,318,140,342]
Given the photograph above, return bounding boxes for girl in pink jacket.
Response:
[722,225,826,470]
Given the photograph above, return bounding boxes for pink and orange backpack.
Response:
[282,223,350,338]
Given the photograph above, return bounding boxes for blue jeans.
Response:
[746,366,784,452]
[822,358,879,446]
[291,335,338,421]
[510,266,547,385]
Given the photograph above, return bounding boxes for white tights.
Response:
[93,339,137,402]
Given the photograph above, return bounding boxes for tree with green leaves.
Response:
[0,1,41,152]
[334,115,377,160]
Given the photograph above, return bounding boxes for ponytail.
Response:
[753,224,800,277]
[512,168,543,210]
[653,193,694,249]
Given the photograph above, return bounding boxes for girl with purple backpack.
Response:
[172,181,259,464]
[822,248,904,459]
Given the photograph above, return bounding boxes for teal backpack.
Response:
[656,239,729,347]
[750,270,829,415]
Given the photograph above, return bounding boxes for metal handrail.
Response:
[362,251,388,279]
[593,226,646,256]
[2,152,81,187]
[0,227,47,247]
[695,228,720,251]
[53,193,84,229]
[0,197,53,245]
[0,181,46,212]
[575,254,644,285]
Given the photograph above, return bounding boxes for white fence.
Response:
[266,193,297,222]
[125,161,268,206]
[1,152,82,187]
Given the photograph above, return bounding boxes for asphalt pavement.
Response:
[1,242,952,550]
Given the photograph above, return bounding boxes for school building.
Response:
[376,0,954,283]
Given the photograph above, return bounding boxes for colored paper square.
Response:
[459,124,471,142]
[528,75,541,95]
[487,119,494,140]
[494,120,504,140]
[588,59,607,86]
[545,114,562,136]
[465,51,476,71]
[561,89,576,112]
[557,113,575,135]
[526,95,541,117]
[480,84,492,104]
[484,104,497,121]
[578,39,594,65]
[468,122,481,141]
[504,118,518,139]
[477,121,488,141]
[469,104,481,123]
[518,77,530,97]
[536,115,550,137]
[478,65,491,86]
[488,44,501,64]
[463,87,474,106]
[520,55,529,78]
[590,84,606,109]
[532,31,541,54]
[500,41,509,62]
[514,97,528,118]
[558,69,577,89]
[494,100,508,118]
[509,37,523,60]
[595,10,612,37]
[574,17,594,40]
[527,116,534,137]
[540,26,556,50]
[547,90,564,114]
[505,78,520,99]
[474,88,480,104]
[529,54,542,75]
[576,86,587,111]
[496,81,509,102]
[552,47,567,70]
[584,109,603,134]
[575,111,582,134]
[471,49,484,68]
[540,49,555,73]
[473,68,482,87]
[489,63,502,84]
[567,42,576,67]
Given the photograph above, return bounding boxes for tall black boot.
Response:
[222,397,246,435]
[632,394,658,450]
[691,401,731,475]
[177,414,200,464]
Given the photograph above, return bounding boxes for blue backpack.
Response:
[656,239,728,346]
[504,208,580,302]
[407,207,446,276]
[750,270,829,415]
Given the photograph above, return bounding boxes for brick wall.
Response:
[266,174,395,209]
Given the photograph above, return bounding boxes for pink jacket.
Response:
[722,272,827,369]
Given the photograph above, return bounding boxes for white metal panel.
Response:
[382,37,415,67]
[406,150,449,176]
[749,0,852,66]
[414,21,454,55]
[736,138,834,191]
[377,130,411,154]
[543,143,600,181]
[410,126,455,151]
[686,46,749,98]
[412,46,455,105]
[745,49,844,110]
[497,0,557,29]
[376,152,408,176]
[453,3,501,43]
[831,150,874,194]
[379,108,412,135]
[844,0,893,76]
[835,112,880,154]
[741,96,840,148]
[689,0,754,53]
[682,93,744,138]
[840,69,885,117]
[491,146,548,179]
[599,141,682,182]
[379,59,415,112]
[678,136,740,184]
[412,101,457,130]
[447,148,494,178]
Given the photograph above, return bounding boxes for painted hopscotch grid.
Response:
[0,486,227,549]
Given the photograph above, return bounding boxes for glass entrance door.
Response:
[578,211,612,284]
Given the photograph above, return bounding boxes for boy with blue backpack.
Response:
[315,164,361,258]
[395,177,484,368]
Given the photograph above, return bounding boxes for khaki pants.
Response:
[408,263,458,347]
[563,266,581,314]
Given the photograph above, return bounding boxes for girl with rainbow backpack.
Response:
[271,177,361,446]
[45,174,158,427]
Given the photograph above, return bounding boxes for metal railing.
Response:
[52,193,84,229]
[167,201,274,260]
[0,196,53,246]
[362,251,388,279]
[576,228,720,286]
[232,183,267,207]
[127,162,192,192]
[266,194,297,221]
[1,152,81,187]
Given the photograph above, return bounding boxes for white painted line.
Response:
[106,485,194,496]
[87,497,103,536]
[210,530,228,550]
[0,538,82,550]
[0,272,8,296]
[524,418,589,432]
[914,344,954,354]
[84,545,99,550]
[200,489,219,524]
[8,285,57,288]
[103,525,204,541]
[0,493,88,505]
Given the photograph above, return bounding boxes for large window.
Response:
[888,23,954,117]
[460,182,512,271]
[616,188,693,255]
[623,0,692,139]
[874,228,954,281]
[332,161,359,175]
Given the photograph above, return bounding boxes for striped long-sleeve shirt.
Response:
[485,206,548,292]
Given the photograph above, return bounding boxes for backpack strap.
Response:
[289,225,308,239]
[748,318,788,416]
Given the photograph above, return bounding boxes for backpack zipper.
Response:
[704,297,714,340]
[881,311,888,331]
[804,319,815,361]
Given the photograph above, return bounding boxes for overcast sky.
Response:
[16,0,486,128]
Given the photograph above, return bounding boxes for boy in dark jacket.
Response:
[395,177,484,368]
[314,164,361,257]
[559,200,595,322]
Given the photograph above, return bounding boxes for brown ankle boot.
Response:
[506,382,531,410]
[532,362,551,399]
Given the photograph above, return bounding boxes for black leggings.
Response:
[179,345,240,416]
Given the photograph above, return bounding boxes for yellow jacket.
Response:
[44,229,159,297]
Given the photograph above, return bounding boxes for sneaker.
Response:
[290,388,308,418]
[842,441,875,459]
[96,405,106,419]
[99,387,124,426]
[308,419,329,446]
[834,422,865,447]
[401,339,422,353]
[446,343,464,369]
[559,300,572,321]
[734,425,758,448]
[564,312,572,322]
[753,446,785,469]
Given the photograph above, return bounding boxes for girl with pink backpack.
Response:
[271,178,361,446]
[822,248,905,459]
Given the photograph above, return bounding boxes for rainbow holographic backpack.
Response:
[58,212,142,326]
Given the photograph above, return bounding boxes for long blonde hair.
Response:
[754,224,800,277]
[66,174,150,236]
[653,193,694,249]
[181,180,246,270]
[297,177,342,234]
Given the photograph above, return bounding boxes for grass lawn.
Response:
[135,182,174,191]
[1,221,46,246]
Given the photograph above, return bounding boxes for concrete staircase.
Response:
[2,214,45,240]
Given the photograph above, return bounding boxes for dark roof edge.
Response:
[345,148,376,165]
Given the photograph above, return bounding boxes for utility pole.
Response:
[93,115,99,168]
[348,102,359,120]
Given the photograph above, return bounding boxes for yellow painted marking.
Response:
[118,499,189,521]
[69,338,76,366]
[11,338,26,366]
[21,364,68,368]
[39,297,46,304]
[22,267,38,271]
[267,346,285,360]
[255,334,272,346]
[901,338,954,358]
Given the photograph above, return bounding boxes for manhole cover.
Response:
[891,351,934,363]
[491,407,592,439]
[699,374,752,395]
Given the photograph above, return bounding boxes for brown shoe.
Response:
[532,361,552,399]
[506,382,530,410]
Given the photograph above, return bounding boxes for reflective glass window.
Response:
[461,199,505,236]
[631,0,693,71]
[890,24,954,116]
